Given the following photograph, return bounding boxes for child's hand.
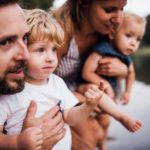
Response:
[121,92,130,105]
[99,80,114,98]
[84,86,103,107]
[18,126,43,150]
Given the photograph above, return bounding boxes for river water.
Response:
[106,81,150,150]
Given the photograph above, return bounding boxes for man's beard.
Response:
[0,61,25,94]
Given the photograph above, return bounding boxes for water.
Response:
[106,81,150,150]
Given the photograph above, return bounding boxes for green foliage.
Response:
[143,15,150,46]
[133,47,150,84]
[22,0,54,10]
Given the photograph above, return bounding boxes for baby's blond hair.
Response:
[25,9,64,47]
[121,12,147,30]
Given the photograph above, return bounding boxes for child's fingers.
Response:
[85,88,101,98]
[84,91,94,99]
[99,80,106,91]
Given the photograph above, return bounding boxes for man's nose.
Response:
[15,41,30,60]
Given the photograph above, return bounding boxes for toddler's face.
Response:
[25,41,58,84]
[113,21,145,56]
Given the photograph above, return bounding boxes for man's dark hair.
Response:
[0,0,19,6]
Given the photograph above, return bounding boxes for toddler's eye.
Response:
[52,47,57,52]
[37,48,45,53]
[125,33,132,38]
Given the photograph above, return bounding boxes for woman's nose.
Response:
[112,11,122,24]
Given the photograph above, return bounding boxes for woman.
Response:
[51,0,128,149]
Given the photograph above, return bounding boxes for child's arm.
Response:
[121,63,135,105]
[64,85,142,132]
[0,125,43,150]
[82,52,105,85]
[63,86,103,126]
[82,52,114,98]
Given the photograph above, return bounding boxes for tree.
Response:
[142,14,150,46]
[22,0,54,10]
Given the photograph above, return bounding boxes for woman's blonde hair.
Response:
[50,0,94,38]
[25,9,64,47]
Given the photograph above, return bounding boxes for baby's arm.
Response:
[0,125,43,150]
[82,52,105,85]
[63,86,103,126]
[122,63,135,105]
[82,52,114,97]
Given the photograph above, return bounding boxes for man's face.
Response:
[0,4,29,94]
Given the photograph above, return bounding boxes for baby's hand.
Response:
[99,80,114,98]
[18,126,43,150]
[121,92,130,105]
[84,86,103,107]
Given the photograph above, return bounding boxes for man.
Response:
[0,0,65,149]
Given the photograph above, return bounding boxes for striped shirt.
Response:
[55,38,81,90]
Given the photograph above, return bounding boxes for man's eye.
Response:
[0,39,13,46]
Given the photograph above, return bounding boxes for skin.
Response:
[0,4,65,150]
[57,0,128,77]
[25,40,103,126]
[88,0,127,34]
[56,0,128,150]
[0,4,29,83]
[25,41,58,85]
[79,10,146,149]
[113,21,145,55]
[111,16,146,104]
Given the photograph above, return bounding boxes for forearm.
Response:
[82,52,102,85]
[82,72,104,86]
[0,134,18,150]
[125,70,135,94]
[63,103,94,126]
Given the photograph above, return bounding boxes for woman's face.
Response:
[89,0,127,35]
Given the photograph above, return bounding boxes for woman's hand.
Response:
[97,57,128,77]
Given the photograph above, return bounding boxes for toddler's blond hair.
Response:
[25,9,64,47]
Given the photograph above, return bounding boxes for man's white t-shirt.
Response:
[0,74,78,150]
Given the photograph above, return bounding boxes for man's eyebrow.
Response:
[0,31,30,41]
[0,35,17,42]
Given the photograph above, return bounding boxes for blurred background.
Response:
[21,0,150,150]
